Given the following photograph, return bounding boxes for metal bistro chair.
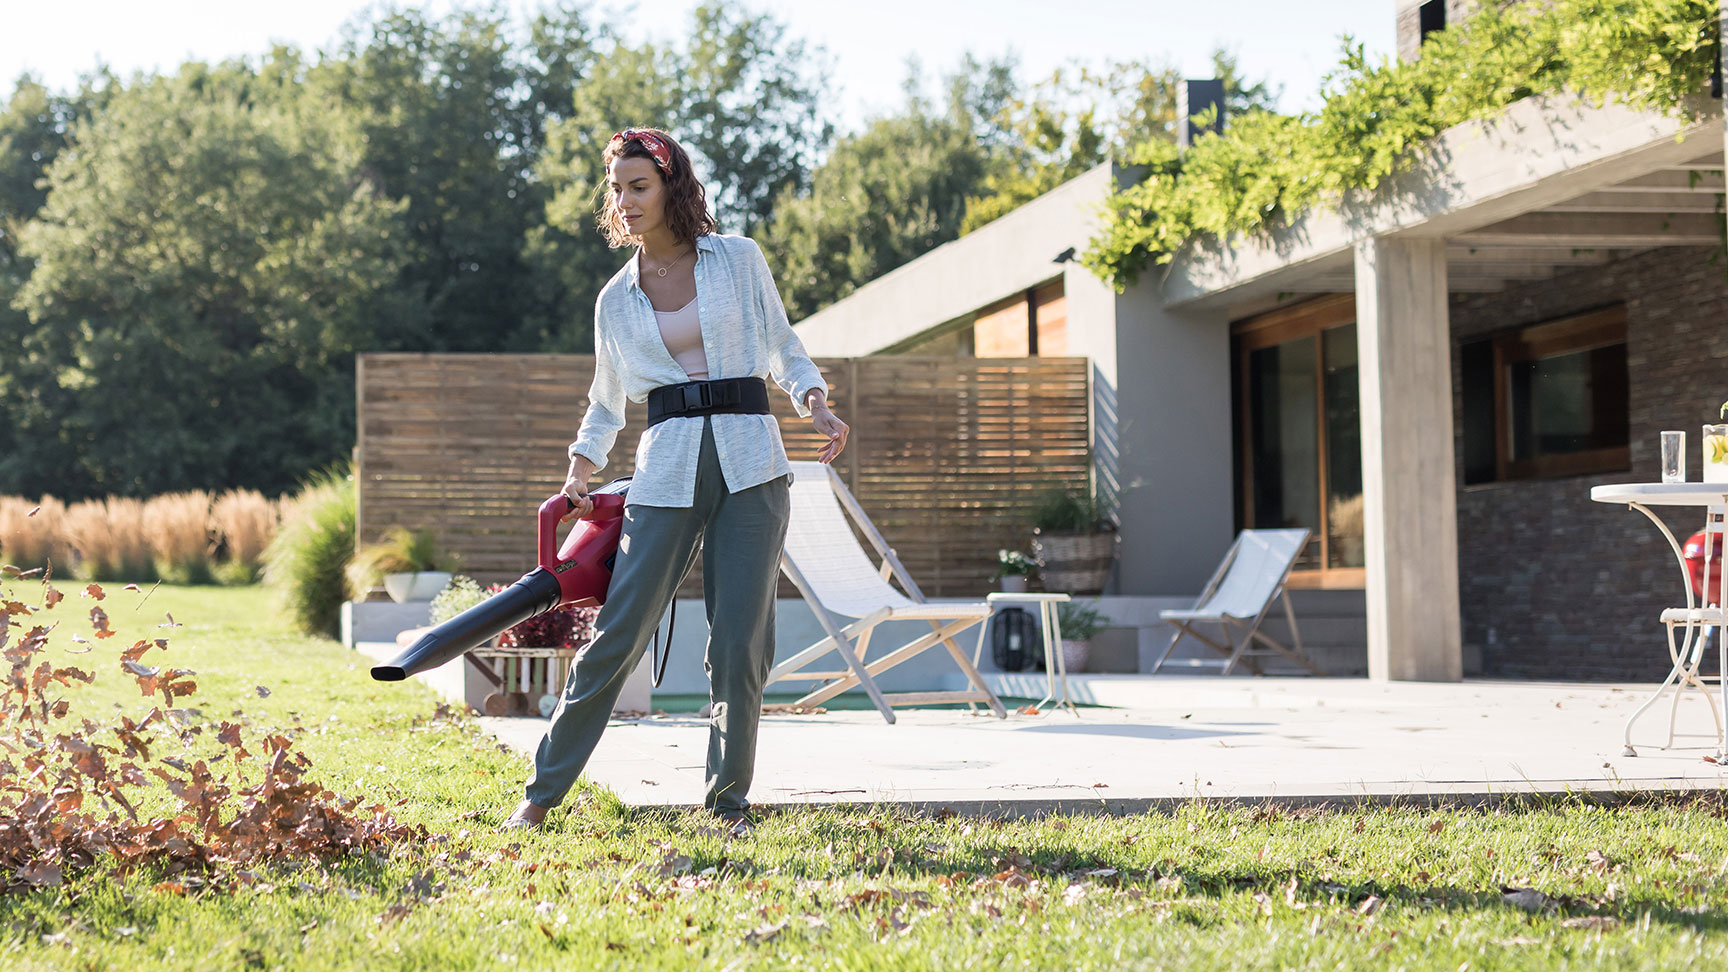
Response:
[767,461,1007,724]
[1152,528,1321,676]
[1625,508,1727,756]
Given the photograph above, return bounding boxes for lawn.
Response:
[5,583,1728,970]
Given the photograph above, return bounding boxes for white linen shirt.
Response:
[569,233,829,508]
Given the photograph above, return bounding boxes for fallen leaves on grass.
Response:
[1,576,425,894]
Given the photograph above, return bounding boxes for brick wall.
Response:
[1448,246,1728,679]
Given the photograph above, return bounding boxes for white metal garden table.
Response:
[971,592,1076,715]
[1589,482,1728,759]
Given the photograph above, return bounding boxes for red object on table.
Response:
[1683,530,1723,604]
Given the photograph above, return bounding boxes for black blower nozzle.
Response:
[370,568,564,681]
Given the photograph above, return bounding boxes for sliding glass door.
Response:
[1234,296,1364,586]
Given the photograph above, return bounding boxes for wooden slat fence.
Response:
[356,354,1091,599]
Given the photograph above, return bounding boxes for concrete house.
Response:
[793,0,1728,682]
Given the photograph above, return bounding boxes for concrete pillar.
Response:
[1112,286,1233,596]
[1354,236,1463,681]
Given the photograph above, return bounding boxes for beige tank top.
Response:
[654,297,709,380]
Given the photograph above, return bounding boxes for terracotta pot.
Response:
[1032,530,1117,594]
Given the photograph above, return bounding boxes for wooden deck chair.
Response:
[1151,528,1322,676]
[769,461,1007,724]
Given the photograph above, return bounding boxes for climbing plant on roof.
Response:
[1083,0,1721,290]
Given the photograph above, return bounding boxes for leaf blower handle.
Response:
[537,492,624,571]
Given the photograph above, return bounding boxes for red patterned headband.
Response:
[610,129,672,175]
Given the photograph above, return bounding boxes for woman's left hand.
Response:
[812,403,849,463]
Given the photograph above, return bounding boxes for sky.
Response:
[0,0,1395,128]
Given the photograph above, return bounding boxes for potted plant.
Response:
[347,526,456,603]
[1056,598,1109,674]
[1029,487,1118,595]
[429,574,492,624]
[993,548,1036,594]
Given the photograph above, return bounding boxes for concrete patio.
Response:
[465,674,1728,814]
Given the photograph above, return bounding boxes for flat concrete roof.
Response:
[476,675,1728,815]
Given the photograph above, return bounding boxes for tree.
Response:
[960,50,1281,233]
[10,65,419,499]
[526,2,835,347]
[0,73,110,496]
[757,57,1011,321]
[678,3,833,237]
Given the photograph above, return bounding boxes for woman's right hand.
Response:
[561,454,597,523]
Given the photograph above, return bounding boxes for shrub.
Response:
[0,496,67,572]
[428,575,493,625]
[1058,598,1110,641]
[143,491,215,584]
[264,466,356,638]
[62,497,155,582]
[212,489,280,585]
[1030,488,1114,534]
[346,527,452,599]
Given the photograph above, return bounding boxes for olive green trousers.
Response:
[524,416,790,814]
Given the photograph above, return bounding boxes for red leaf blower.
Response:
[369,479,631,682]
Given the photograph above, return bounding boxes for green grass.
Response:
[7,585,1728,970]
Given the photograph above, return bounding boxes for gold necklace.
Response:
[645,245,693,278]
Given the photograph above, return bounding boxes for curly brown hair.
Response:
[596,128,717,249]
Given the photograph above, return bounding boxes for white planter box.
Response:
[384,571,454,603]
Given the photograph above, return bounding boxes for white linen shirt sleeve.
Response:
[569,306,627,472]
[748,239,828,418]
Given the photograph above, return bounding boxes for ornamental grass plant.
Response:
[211,488,281,585]
[263,466,356,638]
[143,491,216,585]
[62,497,155,582]
[0,495,66,572]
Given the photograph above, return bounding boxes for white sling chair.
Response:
[1152,528,1322,676]
[769,461,1008,724]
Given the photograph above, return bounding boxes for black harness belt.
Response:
[647,376,771,427]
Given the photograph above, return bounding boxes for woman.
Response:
[501,128,848,835]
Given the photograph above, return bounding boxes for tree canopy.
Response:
[0,2,1277,499]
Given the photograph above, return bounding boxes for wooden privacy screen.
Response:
[356,354,1092,599]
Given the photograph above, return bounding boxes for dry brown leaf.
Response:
[1560,916,1619,931]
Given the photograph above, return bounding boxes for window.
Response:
[1233,295,1364,587]
[1460,306,1629,485]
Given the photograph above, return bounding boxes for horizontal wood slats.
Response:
[356,353,1092,599]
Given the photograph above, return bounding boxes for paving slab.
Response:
[471,676,1728,814]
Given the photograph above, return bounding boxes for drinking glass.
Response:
[1704,425,1728,483]
[1661,431,1685,483]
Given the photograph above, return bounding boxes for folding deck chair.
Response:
[768,461,1008,724]
[1151,528,1322,676]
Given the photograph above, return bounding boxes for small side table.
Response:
[972,592,1075,715]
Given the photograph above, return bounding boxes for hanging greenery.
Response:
[1083,0,1721,289]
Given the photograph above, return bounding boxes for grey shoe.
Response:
[498,815,542,833]
[718,811,752,838]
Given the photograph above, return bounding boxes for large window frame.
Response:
[1461,305,1630,485]
[1232,294,1365,589]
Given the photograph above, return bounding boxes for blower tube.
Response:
[369,568,563,681]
